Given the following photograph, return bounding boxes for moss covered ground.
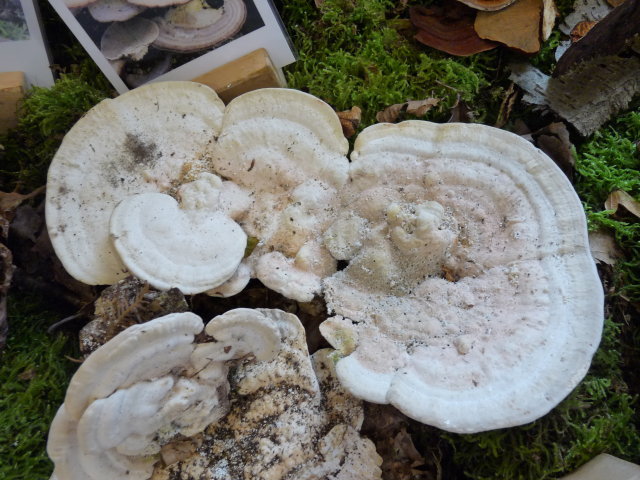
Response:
[0,0,638,478]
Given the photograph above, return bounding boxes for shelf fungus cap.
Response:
[321,121,604,433]
[152,309,382,480]
[109,173,247,294]
[153,0,247,53]
[45,81,225,286]
[47,311,282,480]
[208,88,350,302]
[100,17,159,61]
[88,0,145,23]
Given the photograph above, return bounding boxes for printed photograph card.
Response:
[0,0,54,87]
[45,0,296,93]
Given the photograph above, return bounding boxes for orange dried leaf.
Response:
[337,106,362,138]
[570,20,598,42]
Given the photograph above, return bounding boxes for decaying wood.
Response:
[555,0,640,76]
[475,0,557,54]
[410,3,498,56]
[510,54,640,136]
[560,0,612,34]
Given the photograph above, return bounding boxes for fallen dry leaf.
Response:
[475,0,553,54]
[337,106,362,138]
[589,230,623,265]
[607,0,626,6]
[570,20,598,41]
[376,98,440,123]
[448,95,475,122]
[410,2,498,56]
[605,190,640,218]
[532,122,576,180]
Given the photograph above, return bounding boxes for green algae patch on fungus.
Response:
[0,296,76,480]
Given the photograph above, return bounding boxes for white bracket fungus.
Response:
[100,17,160,61]
[109,173,247,294]
[320,121,604,433]
[88,0,145,23]
[47,310,282,480]
[209,88,350,301]
[45,81,225,286]
[152,308,382,480]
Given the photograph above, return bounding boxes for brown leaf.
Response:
[337,106,362,138]
[475,0,547,54]
[607,0,627,7]
[376,98,439,123]
[532,122,576,180]
[410,2,498,56]
[570,20,598,42]
[448,95,475,123]
[0,186,45,224]
[605,190,640,218]
[589,230,623,265]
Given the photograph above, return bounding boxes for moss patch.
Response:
[0,296,75,480]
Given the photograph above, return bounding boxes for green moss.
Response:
[575,110,640,302]
[0,74,111,191]
[443,318,640,479]
[0,295,76,480]
[281,0,501,126]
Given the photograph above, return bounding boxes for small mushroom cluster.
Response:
[46,82,603,445]
[66,0,248,87]
[48,309,382,480]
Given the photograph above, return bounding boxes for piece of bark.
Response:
[555,0,640,76]
[410,3,498,56]
[510,57,640,136]
[376,98,440,123]
[560,0,612,34]
[605,190,640,219]
[337,106,362,138]
[495,82,518,128]
[475,0,557,53]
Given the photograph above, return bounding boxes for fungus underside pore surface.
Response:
[1,0,639,478]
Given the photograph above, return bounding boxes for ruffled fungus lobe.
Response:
[88,0,145,23]
[109,173,247,294]
[321,121,603,433]
[47,311,282,480]
[208,88,350,302]
[153,308,382,480]
[153,0,247,53]
[45,81,225,286]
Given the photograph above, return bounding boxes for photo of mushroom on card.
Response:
[46,0,296,93]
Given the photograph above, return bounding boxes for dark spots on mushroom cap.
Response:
[124,133,158,167]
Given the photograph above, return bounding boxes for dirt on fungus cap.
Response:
[45,81,225,287]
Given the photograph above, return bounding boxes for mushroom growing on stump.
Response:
[47,311,282,480]
[207,88,350,302]
[320,121,603,433]
[153,0,247,53]
[45,81,225,286]
[152,308,382,480]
